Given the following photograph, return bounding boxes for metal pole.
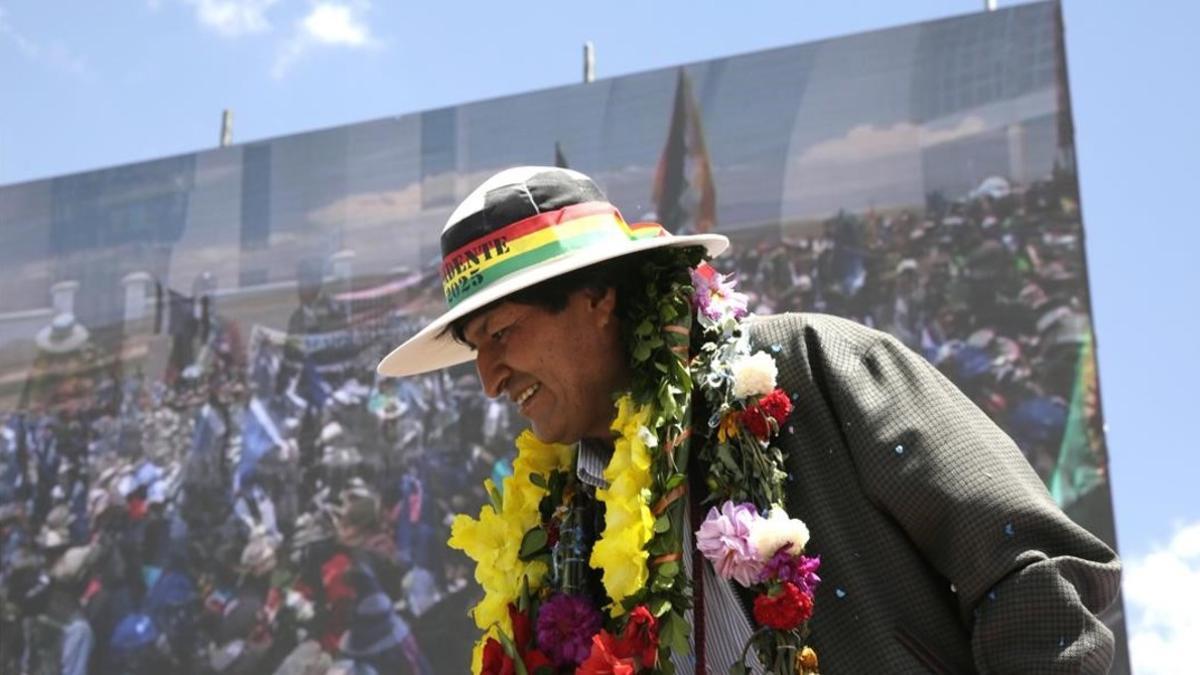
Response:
[219,109,233,147]
[583,42,595,83]
[985,0,998,10]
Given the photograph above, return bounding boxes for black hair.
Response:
[445,252,648,345]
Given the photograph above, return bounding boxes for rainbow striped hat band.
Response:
[377,166,728,377]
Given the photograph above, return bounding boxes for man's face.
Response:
[463,288,628,445]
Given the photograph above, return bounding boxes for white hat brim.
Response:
[34,323,89,354]
[377,231,728,377]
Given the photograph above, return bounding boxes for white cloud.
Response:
[1124,521,1200,675]
[795,115,988,166]
[308,184,423,229]
[0,7,91,79]
[302,2,370,45]
[184,0,281,37]
[271,1,377,79]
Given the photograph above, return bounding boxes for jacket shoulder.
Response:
[747,312,896,357]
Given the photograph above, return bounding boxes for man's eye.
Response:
[491,327,509,342]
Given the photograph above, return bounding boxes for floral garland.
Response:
[689,265,822,675]
[449,249,820,675]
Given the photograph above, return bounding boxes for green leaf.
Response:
[649,597,672,617]
[495,630,530,675]
[528,472,546,489]
[717,445,738,471]
[729,663,749,675]
[661,611,691,654]
[658,560,680,578]
[517,576,530,612]
[633,342,653,362]
[647,536,673,556]
[518,528,548,560]
[486,481,503,512]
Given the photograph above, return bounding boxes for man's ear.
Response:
[581,286,619,326]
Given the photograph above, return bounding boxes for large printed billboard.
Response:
[0,2,1125,672]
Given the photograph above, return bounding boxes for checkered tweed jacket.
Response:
[735,313,1120,674]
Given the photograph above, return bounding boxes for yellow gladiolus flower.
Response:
[590,524,650,614]
[590,398,658,616]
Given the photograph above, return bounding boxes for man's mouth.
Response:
[514,383,540,409]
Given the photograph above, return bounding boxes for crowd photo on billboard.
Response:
[0,3,1119,673]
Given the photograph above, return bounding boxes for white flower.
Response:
[731,351,778,399]
[749,507,810,560]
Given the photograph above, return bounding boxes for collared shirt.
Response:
[578,441,764,674]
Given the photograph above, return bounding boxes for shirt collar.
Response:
[575,439,611,489]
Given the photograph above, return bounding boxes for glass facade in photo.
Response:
[0,2,1125,672]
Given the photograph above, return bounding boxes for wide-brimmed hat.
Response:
[35,313,90,354]
[377,166,728,377]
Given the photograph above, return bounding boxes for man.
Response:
[165,271,245,398]
[39,543,96,675]
[278,258,352,406]
[278,258,353,492]
[377,167,1119,673]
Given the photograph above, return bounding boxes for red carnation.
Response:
[758,389,793,426]
[617,605,660,668]
[740,407,772,441]
[481,637,516,675]
[753,582,814,631]
[577,631,637,675]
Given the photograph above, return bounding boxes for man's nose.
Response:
[475,348,509,399]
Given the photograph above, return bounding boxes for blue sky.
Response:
[2,0,1197,669]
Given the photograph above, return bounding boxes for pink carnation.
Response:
[695,501,763,586]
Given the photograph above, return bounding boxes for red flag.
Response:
[652,68,716,234]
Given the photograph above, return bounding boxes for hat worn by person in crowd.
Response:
[376,166,728,377]
[35,312,89,354]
